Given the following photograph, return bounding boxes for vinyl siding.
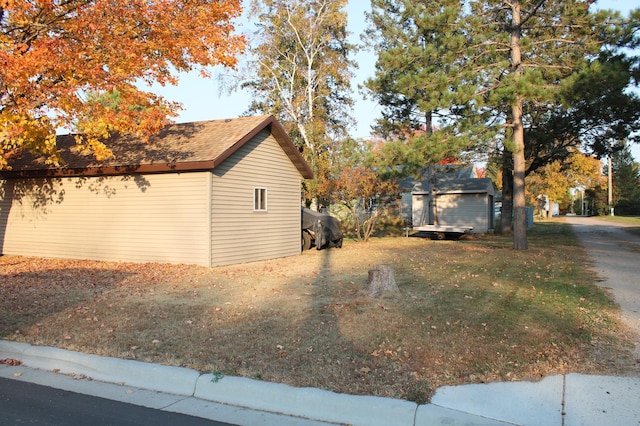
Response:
[210,129,302,266]
[0,172,210,265]
[436,193,490,232]
[411,194,429,226]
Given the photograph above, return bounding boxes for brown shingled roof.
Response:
[2,115,313,179]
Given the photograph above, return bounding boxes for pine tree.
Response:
[611,142,640,215]
[365,0,606,249]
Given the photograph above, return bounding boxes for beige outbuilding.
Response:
[0,116,312,267]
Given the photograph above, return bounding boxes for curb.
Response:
[1,340,200,396]
[195,374,418,426]
[1,341,418,426]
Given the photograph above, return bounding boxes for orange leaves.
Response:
[1,0,245,167]
[334,165,399,207]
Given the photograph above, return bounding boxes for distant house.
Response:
[400,164,497,233]
[0,116,313,267]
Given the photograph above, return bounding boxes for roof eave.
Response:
[0,161,217,179]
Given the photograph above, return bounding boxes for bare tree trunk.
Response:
[510,0,528,250]
[511,103,528,249]
[425,110,433,136]
[499,150,513,235]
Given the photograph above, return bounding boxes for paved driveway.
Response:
[564,215,640,358]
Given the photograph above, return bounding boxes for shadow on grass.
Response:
[0,263,132,339]
[1,224,635,403]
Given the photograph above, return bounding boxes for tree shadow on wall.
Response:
[0,174,151,254]
[0,121,207,254]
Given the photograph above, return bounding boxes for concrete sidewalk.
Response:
[2,340,640,425]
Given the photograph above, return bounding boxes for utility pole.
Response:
[608,152,614,216]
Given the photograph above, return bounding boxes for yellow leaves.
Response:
[74,133,114,162]
[0,112,60,169]
[527,150,605,207]
[2,0,245,165]
[371,349,396,358]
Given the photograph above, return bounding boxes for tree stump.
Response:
[366,264,399,297]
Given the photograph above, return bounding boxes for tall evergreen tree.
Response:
[365,0,605,249]
[494,50,640,178]
[610,142,640,215]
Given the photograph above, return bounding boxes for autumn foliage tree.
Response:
[1,0,244,169]
[331,138,399,242]
[526,151,605,214]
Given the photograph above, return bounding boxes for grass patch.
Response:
[590,215,640,237]
[1,223,638,403]
[591,215,640,225]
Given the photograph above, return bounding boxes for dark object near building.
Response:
[301,207,343,251]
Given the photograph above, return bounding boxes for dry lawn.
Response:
[1,221,639,403]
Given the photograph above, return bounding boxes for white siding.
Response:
[211,129,302,266]
[0,172,210,265]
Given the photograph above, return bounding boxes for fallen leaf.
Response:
[0,358,22,366]
[12,372,22,377]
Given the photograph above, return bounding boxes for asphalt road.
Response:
[0,377,235,426]
[564,215,640,358]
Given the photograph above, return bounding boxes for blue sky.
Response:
[150,0,639,159]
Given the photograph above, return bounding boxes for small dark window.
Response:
[254,187,267,211]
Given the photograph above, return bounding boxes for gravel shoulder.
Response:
[564,215,640,358]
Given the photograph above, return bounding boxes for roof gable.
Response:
[2,115,313,179]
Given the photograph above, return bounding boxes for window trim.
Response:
[253,187,268,212]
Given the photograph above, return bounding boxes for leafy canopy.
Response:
[331,137,400,242]
[526,151,605,211]
[1,0,245,169]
